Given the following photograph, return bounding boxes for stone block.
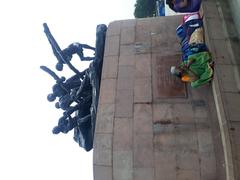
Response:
[229,121,240,145]
[133,133,154,168]
[121,26,135,45]
[205,17,225,40]
[121,19,136,28]
[202,1,219,18]
[176,151,200,171]
[93,133,112,166]
[115,89,133,118]
[154,151,177,180]
[224,92,240,121]
[135,54,151,78]
[102,56,118,79]
[118,65,135,79]
[211,39,232,65]
[119,54,135,66]
[134,42,151,54]
[117,76,134,90]
[154,131,176,152]
[196,127,214,154]
[152,54,187,98]
[199,152,217,180]
[133,168,154,180]
[153,103,173,124]
[176,170,200,180]
[153,103,194,124]
[99,79,116,104]
[95,103,114,133]
[134,77,152,103]
[120,44,136,55]
[113,118,133,151]
[217,64,238,92]
[175,124,199,153]
[104,35,120,56]
[107,20,121,36]
[113,150,133,180]
[133,104,153,134]
[93,165,112,180]
[135,19,151,43]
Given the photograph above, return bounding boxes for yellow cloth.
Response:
[189,27,204,45]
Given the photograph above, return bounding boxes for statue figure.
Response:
[41,23,107,151]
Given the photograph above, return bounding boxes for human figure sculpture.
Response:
[41,23,107,151]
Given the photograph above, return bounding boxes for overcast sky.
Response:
[0,0,135,179]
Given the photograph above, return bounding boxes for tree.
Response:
[134,0,156,18]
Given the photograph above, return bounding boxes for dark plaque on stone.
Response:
[152,54,187,98]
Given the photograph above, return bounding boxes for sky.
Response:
[0,0,135,179]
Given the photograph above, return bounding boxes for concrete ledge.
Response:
[203,0,240,179]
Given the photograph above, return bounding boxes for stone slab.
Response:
[152,54,187,98]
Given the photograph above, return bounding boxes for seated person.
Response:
[166,0,202,13]
[170,51,214,88]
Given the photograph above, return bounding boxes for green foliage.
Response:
[134,0,156,18]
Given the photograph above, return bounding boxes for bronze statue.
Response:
[41,23,107,151]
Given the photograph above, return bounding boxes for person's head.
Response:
[170,66,183,78]
[47,93,56,102]
[166,0,175,10]
[56,62,63,71]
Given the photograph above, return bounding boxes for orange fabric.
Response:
[181,75,191,82]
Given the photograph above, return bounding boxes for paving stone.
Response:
[104,35,120,56]
[93,165,112,180]
[117,76,134,90]
[133,104,153,134]
[193,106,208,119]
[136,19,151,43]
[196,127,214,154]
[133,168,154,180]
[229,121,240,145]
[119,54,135,66]
[224,92,240,121]
[101,56,118,79]
[153,103,174,124]
[115,89,133,118]
[211,39,232,65]
[113,118,133,151]
[154,131,176,152]
[118,65,135,79]
[113,150,133,180]
[173,104,194,124]
[177,170,200,180]
[99,78,116,104]
[107,20,121,36]
[134,42,152,54]
[151,36,181,56]
[176,151,200,171]
[121,26,135,45]
[133,133,154,168]
[121,19,136,28]
[202,1,219,18]
[205,17,225,40]
[94,133,112,166]
[134,77,152,103]
[135,54,151,78]
[95,103,114,133]
[217,64,239,92]
[175,124,199,153]
[154,151,177,180]
[120,44,136,55]
[199,152,217,180]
